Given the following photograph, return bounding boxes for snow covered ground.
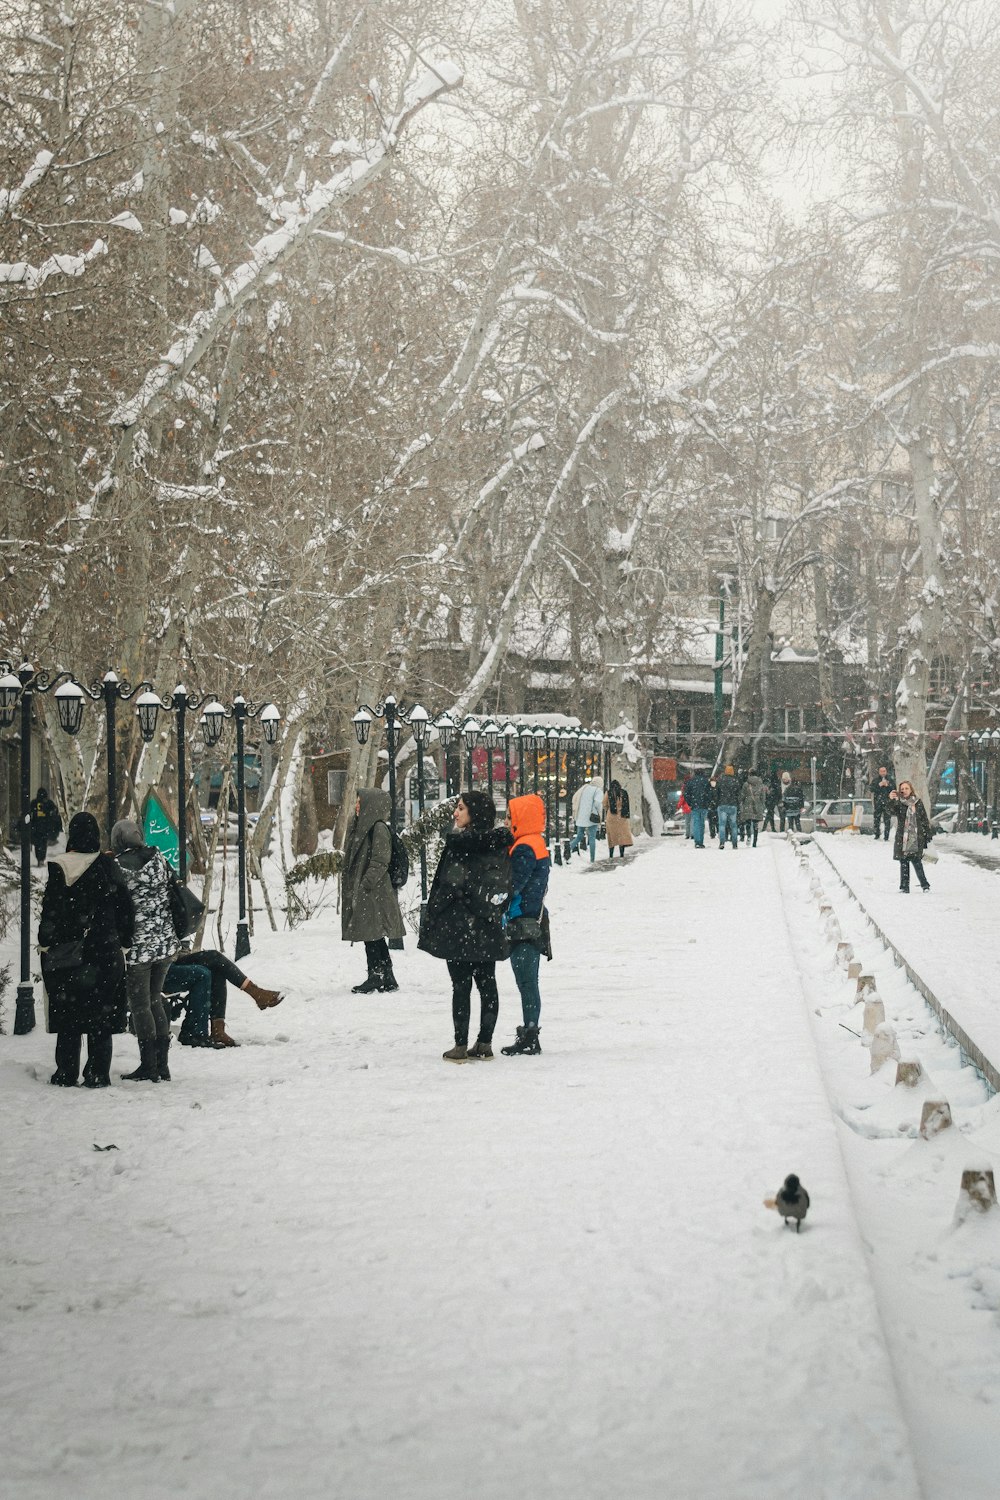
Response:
[1,834,998,1499]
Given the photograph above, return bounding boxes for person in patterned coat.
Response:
[111,819,179,1082]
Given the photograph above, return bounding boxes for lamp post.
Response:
[462,716,480,793]
[201,694,280,960]
[353,695,407,833]
[135,685,219,883]
[547,726,561,862]
[562,728,578,861]
[518,727,531,794]
[992,729,1000,838]
[408,705,430,912]
[532,726,545,792]
[481,719,501,803]
[66,671,159,842]
[434,711,459,798]
[0,660,87,1034]
[502,722,518,803]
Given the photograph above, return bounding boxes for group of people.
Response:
[342,787,554,1061]
[38,812,282,1088]
[569,776,634,862]
[679,766,804,848]
[868,767,934,892]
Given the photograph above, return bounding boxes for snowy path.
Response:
[1,840,924,1499]
[812,831,1000,1084]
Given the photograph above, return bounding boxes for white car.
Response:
[812,796,874,833]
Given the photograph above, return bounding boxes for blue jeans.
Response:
[718,805,738,847]
[689,808,706,846]
[509,942,542,1027]
[571,823,598,860]
[164,961,212,1038]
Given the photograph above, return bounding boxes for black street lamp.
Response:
[433,711,459,797]
[547,726,561,861]
[462,716,480,793]
[354,695,408,833]
[502,722,518,803]
[135,685,219,883]
[201,694,280,960]
[70,671,156,842]
[0,660,86,1034]
[532,726,545,792]
[518,727,531,795]
[408,704,431,913]
[562,727,578,861]
[481,719,501,802]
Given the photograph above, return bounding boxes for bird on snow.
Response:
[763,1174,810,1232]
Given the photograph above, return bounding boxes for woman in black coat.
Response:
[38,812,135,1087]
[418,790,512,1063]
[889,780,932,892]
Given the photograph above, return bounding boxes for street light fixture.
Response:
[0,660,86,1034]
[137,686,233,883]
[462,716,480,792]
[518,726,532,795]
[502,722,518,802]
[547,726,561,859]
[481,720,501,800]
[433,710,458,797]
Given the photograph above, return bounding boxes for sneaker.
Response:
[466,1040,494,1060]
[442,1044,469,1063]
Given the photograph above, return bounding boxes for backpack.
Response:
[377,821,410,889]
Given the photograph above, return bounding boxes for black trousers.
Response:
[447,960,499,1047]
[873,806,892,840]
[899,856,929,891]
[169,949,248,1019]
[365,938,391,975]
[762,804,778,832]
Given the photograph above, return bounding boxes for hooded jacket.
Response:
[418,822,512,963]
[112,821,177,964]
[572,778,604,829]
[38,852,135,1034]
[739,773,766,822]
[341,788,405,943]
[507,794,550,921]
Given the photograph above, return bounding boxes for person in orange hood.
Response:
[500,793,551,1057]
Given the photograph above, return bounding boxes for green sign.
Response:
[144,790,179,872]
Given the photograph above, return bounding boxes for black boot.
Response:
[379,963,399,993]
[351,974,382,994]
[501,1025,541,1056]
[83,1033,113,1088]
[120,1039,160,1082]
[155,1036,172,1082]
[51,1034,81,1086]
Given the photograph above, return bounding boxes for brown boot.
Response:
[211,1017,240,1047]
[241,979,284,1010]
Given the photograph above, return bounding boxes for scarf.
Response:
[902,796,919,857]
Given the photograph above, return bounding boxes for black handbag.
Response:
[41,938,86,971]
[167,877,205,940]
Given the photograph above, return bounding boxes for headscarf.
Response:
[507,793,549,861]
[65,811,101,853]
[460,790,497,832]
[110,819,144,854]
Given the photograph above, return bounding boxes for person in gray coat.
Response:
[341,788,405,992]
[738,771,767,847]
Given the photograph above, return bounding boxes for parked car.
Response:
[812,796,874,833]
[930,805,958,835]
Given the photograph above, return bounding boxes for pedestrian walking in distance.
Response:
[869,765,896,842]
[716,765,739,848]
[419,792,512,1063]
[682,768,711,848]
[604,779,633,859]
[739,770,766,847]
[342,789,405,992]
[762,769,781,833]
[889,780,932,892]
[570,775,603,862]
[780,772,804,833]
[30,787,62,866]
[38,811,135,1088]
[501,793,551,1057]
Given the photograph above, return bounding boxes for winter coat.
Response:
[341,788,405,943]
[683,773,711,811]
[573,779,604,829]
[418,826,512,963]
[870,774,896,810]
[781,784,805,815]
[507,794,550,922]
[115,846,179,964]
[707,781,720,812]
[765,775,782,811]
[891,795,931,862]
[604,790,633,848]
[38,852,135,1034]
[716,772,740,808]
[30,794,62,846]
[739,774,767,823]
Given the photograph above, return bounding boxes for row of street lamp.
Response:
[351,696,623,908]
[0,660,280,1033]
[963,728,1000,835]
